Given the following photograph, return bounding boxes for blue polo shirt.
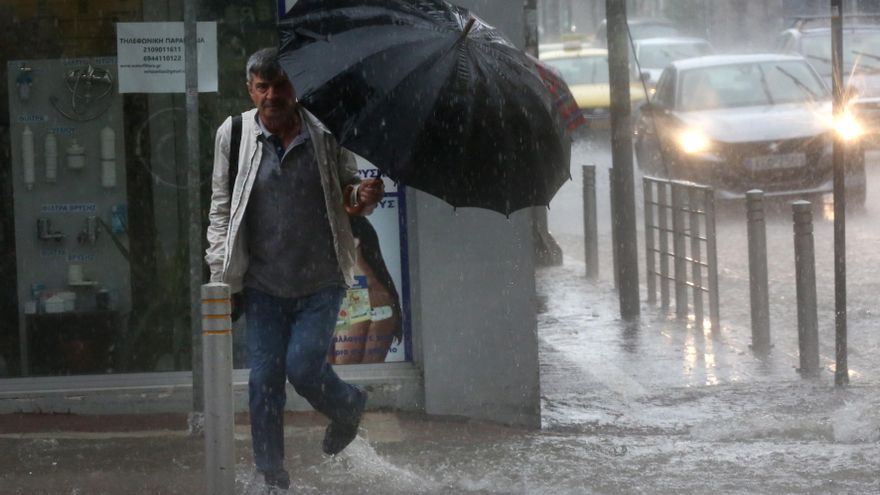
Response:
[243,115,344,299]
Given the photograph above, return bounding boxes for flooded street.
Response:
[282,254,880,494]
[550,138,880,382]
[231,255,879,494]
[3,1,880,493]
[2,143,879,495]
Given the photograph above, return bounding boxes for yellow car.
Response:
[539,45,646,129]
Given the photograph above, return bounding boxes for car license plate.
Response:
[745,153,806,171]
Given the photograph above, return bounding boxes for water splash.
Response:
[832,399,880,443]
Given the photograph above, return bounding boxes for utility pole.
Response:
[185,0,205,416]
[525,0,563,266]
[606,0,640,318]
[830,0,849,386]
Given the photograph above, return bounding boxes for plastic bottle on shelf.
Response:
[100,126,115,159]
[67,138,85,170]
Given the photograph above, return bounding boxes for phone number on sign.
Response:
[143,55,182,62]
[144,46,181,53]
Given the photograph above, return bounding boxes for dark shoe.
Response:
[260,468,290,491]
[322,388,367,455]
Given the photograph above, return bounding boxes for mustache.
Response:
[264,100,298,108]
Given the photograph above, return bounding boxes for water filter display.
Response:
[16,63,32,102]
[44,132,57,182]
[67,138,85,170]
[22,126,35,190]
[77,215,99,245]
[8,57,132,376]
[37,217,65,241]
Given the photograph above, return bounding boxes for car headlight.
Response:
[833,111,864,141]
[677,129,711,154]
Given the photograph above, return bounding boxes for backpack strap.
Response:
[228,114,243,196]
[227,114,244,317]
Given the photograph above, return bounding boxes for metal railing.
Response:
[643,177,720,330]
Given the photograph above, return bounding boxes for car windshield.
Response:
[638,42,712,69]
[678,60,828,111]
[630,24,680,39]
[543,56,609,85]
[801,30,880,75]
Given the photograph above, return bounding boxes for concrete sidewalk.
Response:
[0,409,477,494]
[1,262,878,494]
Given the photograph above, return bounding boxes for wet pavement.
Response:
[1,259,878,494]
[550,142,880,385]
[1,140,879,494]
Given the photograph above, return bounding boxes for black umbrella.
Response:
[278,0,580,215]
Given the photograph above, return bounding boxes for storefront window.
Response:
[0,0,279,377]
[0,0,412,379]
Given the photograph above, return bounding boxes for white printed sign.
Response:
[116,22,218,93]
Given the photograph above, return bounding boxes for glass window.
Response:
[0,0,278,377]
[801,30,880,77]
[638,42,712,70]
[653,70,675,107]
[677,61,829,111]
[629,24,680,40]
[1,0,411,379]
[543,55,610,85]
[776,32,796,52]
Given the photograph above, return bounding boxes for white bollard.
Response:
[202,283,235,495]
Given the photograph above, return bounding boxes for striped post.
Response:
[202,283,235,495]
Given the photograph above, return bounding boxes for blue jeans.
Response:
[244,286,362,472]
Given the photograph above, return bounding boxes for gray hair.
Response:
[246,47,283,82]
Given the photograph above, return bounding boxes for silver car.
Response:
[635,54,867,205]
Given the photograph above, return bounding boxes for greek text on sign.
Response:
[18,115,48,124]
[41,203,97,213]
[116,22,218,93]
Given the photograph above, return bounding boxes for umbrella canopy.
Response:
[279,0,579,215]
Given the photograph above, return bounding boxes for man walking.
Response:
[205,47,384,491]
